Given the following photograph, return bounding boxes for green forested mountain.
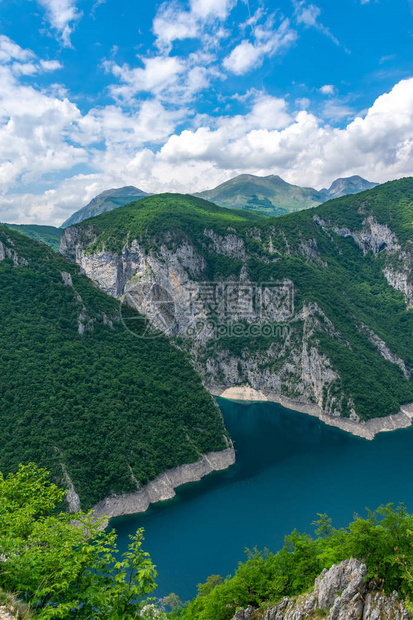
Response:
[65,192,265,256]
[195,174,324,215]
[0,226,229,509]
[2,224,62,251]
[61,179,413,423]
[194,173,378,215]
[61,186,149,228]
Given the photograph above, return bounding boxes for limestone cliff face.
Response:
[231,559,411,620]
[60,208,413,428]
[0,239,28,266]
[60,226,352,420]
[315,213,413,309]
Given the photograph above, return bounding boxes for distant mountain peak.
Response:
[61,185,150,228]
[196,173,380,216]
[322,176,379,200]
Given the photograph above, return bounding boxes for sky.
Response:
[0,0,413,225]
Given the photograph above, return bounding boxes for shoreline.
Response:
[210,386,413,441]
[93,387,413,522]
[93,446,235,524]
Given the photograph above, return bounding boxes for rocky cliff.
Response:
[93,446,235,521]
[231,559,411,620]
[59,183,413,429]
[60,225,352,422]
[1,225,234,512]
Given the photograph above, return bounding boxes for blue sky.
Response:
[0,0,412,225]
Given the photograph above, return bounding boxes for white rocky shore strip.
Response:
[211,386,413,441]
[93,447,235,523]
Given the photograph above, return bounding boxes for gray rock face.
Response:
[315,558,367,615]
[333,216,399,256]
[93,447,235,521]
[384,266,413,309]
[0,240,28,266]
[60,224,351,419]
[204,229,247,259]
[359,323,411,379]
[232,559,411,620]
[60,209,413,428]
[231,606,255,620]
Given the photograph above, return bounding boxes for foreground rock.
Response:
[231,559,411,620]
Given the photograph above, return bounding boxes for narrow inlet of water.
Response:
[111,398,413,600]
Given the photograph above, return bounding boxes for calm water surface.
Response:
[111,398,413,600]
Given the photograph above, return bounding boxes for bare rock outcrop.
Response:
[231,559,411,620]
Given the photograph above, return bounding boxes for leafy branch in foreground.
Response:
[0,464,159,619]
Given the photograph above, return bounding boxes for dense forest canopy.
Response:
[69,180,413,421]
[0,227,228,509]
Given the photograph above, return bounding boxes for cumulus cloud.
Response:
[153,3,199,48]
[1,34,413,227]
[105,56,185,99]
[36,0,82,46]
[158,78,413,186]
[319,84,335,95]
[190,0,236,19]
[223,17,297,75]
[153,0,235,50]
[0,36,35,63]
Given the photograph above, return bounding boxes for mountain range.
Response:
[195,174,378,215]
[60,179,413,431]
[59,174,378,229]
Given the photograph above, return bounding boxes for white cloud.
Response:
[153,0,235,51]
[223,18,297,75]
[1,35,413,227]
[293,0,340,46]
[158,78,413,187]
[153,3,199,48]
[0,36,35,63]
[40,60,63,71]
[223,41,262,75]
[296,97,310,109]
[319,84,335,95]
[294,1,321,26]
[190,0,236,19]
[105,56,185,99]
[36,0,82,46]
[0,36,63,79]
[322,100,354,121]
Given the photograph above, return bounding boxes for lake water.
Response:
[111,398,413,601]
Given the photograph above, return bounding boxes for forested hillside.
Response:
[61,180,413,423]
[3,224,62,251]
[0,227,229,509]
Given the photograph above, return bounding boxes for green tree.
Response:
[0,464,158,619]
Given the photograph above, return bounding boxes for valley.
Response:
[60,179,413,430]
[1,1,412,615]
[113,397,413,601]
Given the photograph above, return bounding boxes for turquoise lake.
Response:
[111,398,413,601]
